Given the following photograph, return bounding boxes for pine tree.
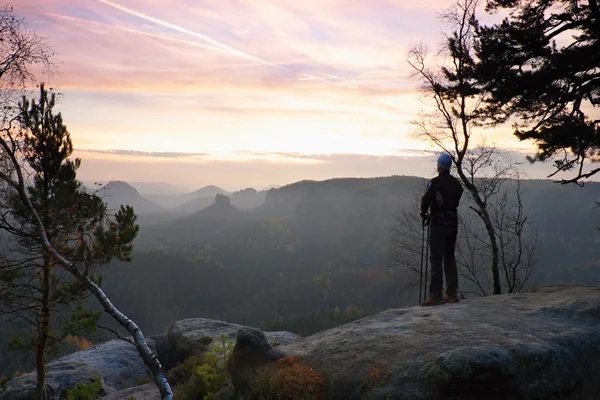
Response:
[0,84,138,399]
[0,6,171,399]
[474,0,600,184]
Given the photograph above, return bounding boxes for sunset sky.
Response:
[14,0,563,191]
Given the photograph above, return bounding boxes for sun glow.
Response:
[13,0,545,187]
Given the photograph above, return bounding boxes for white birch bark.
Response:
[0,136,174,400]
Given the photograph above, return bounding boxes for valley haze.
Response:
[76,149,582,193]
[1,0,599,398]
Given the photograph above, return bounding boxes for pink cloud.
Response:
[8,0,538,190]
[14,0,437,93]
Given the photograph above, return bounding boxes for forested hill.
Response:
[95,176,600,336]
[134,176,426,247]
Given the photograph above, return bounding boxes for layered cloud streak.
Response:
[13,0,543,187]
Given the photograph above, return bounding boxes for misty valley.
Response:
[4,175,598,380]
[2,0,600,398]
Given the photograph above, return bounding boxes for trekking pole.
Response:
[419,220,425,305]
[423,218,430,303]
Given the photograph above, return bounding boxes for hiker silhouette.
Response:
[420,153,463,306]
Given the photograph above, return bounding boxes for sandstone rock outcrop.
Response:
[220,285,600,400]
[0,318,300,399]
[103,383,160,400]
[150,332,180,372]
[0,364,109,400]
[275,284,600,399]
[3,285,600,400]
[0,338,156,399]
[167,317,301,363]
[227,327,286,391]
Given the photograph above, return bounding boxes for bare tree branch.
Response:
[404,0,538,295]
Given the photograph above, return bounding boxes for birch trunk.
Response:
[0,143,174,399]
[34,202,173,399]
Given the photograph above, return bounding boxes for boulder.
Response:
[150,332,180,371]
[0,338,156,399]
[167,318,300,363]
[54,338,156,391]
[213,383,238,400]
[0,364,109,400]
[227,327,286,391]
[272,284,600,400]
[102,383,160,400]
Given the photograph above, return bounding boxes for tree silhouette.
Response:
[0,7,172,398]
[408,0,506,294]
[0,85,103,400]
[406,0,541,295]
[475,0,600,185]
[0,85,174,399]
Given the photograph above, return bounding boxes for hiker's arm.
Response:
[420,181,435,217]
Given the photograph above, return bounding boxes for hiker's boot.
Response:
[443,294,460,303]
[421,297,445,307]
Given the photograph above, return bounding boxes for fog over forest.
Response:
[2,0,599,398]
[4,174,598,378]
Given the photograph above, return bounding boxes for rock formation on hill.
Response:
[1,284,599,399]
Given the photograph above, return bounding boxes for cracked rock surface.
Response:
[277,285,600,400]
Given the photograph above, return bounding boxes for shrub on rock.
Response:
[174,334,234,400]
[65,377,103,400]
[248,356,327,400]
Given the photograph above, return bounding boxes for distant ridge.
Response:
[189,185,230,197]
[128,181,187,195]
[97,180,163,215]
[173,196,216,214]
[261,184,281,191]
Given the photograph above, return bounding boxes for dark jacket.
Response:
[421,171,464,227]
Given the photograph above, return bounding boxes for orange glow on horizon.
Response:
[12,0,546,188]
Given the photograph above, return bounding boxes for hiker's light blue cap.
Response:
[437,153,452,170]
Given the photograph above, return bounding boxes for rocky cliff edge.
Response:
[1,284,599,399]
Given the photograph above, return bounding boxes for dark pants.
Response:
[428,223,458,299]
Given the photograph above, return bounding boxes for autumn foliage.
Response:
[64,335,93,351]
[0,376,8,391]
[248,356,327,400]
